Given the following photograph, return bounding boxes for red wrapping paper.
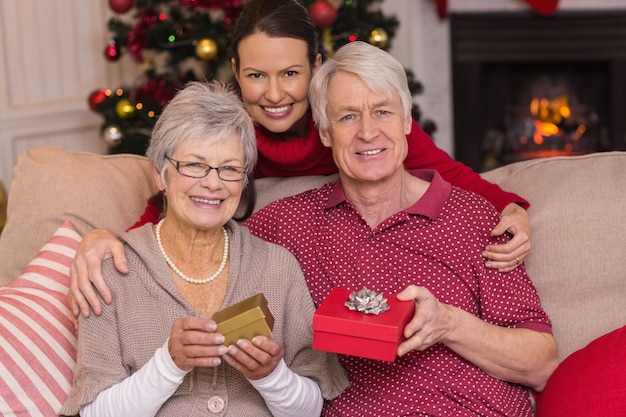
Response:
[312,288,415,362]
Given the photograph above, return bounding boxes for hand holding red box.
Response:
[312,288,415,362]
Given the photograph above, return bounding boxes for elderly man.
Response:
[245,41,558,416]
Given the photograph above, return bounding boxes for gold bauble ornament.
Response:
[115,99,135,119]
[368,28,389,49]
[321,27,334,57]
[195,38,218,61]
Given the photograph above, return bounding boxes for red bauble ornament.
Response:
[109,0,133,14]
[104,43,121,61]
[309,0,338,28]
[88,89,107,111]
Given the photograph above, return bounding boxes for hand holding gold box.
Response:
[212,293,275,346]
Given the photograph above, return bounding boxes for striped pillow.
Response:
[0,220,80,416]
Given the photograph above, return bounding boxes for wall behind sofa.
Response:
[0,0,138,190]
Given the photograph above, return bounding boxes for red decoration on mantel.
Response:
[431,0,559,20]
[523,0,559,15]
[433,0,447,20]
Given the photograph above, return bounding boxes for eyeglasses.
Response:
[165,156,246,182]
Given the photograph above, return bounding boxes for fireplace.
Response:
[450,11,626,172]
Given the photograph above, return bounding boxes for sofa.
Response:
[0,145,624,416]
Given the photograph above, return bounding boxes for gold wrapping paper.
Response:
[212,293,275,346]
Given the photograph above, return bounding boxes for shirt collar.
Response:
[326,169,452,221]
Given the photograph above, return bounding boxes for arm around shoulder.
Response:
[404,121,529,211]
[68,227,127,317]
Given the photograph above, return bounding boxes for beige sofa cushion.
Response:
[253,174,338,211]
[0,147,158,285]
[482,152,626,360]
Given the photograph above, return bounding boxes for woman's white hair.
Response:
[146,80,257,187]
[309,41,412,131]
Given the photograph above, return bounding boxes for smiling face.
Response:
[233,32,320,140]
[319,71,412,184]
[154,135,246,233]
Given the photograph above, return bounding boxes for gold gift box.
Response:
[212,293,275,346]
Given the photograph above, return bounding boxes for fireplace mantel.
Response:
[407,0,626,163]
[450,11,626,170]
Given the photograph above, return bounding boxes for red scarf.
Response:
[253,115,338,178]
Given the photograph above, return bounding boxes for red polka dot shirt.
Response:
[245,170,552,417]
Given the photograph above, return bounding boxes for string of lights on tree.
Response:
[90,0,432,155]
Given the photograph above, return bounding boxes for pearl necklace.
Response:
[154,219,229,284]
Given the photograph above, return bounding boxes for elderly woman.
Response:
[60,81,348,417]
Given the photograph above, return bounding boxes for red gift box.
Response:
[312,288,415,362]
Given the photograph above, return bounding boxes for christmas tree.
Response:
[90,0,430,155]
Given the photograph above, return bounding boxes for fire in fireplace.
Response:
[451,12,626,172]
[483,61,610,169]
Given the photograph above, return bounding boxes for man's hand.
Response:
[483,203,532,272]
[395,285,558,390]
[396,285,454,356]
[68,228,127,318]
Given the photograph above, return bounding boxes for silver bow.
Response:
[344,287,390,315]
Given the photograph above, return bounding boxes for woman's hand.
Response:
[483,203,532,272]
[222,336,285,380]
[169,317,227,371]
[68,228,127,318]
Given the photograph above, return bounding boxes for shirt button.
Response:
[207,395,225,414]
